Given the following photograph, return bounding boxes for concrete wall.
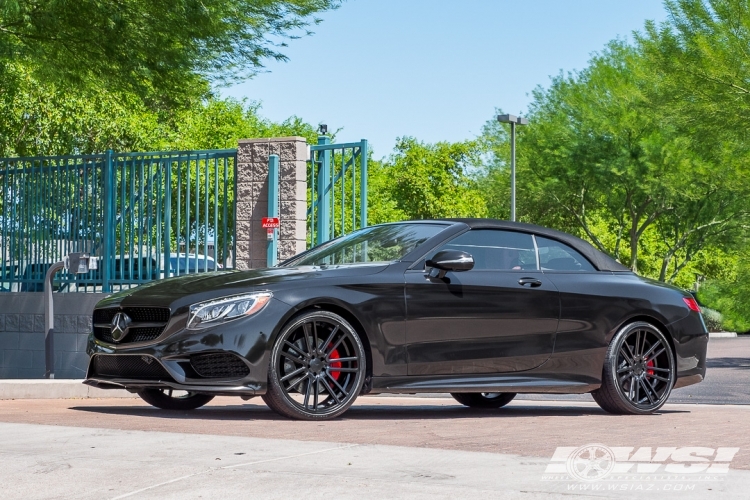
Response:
[235,137,308,269]
[0,293,106,379]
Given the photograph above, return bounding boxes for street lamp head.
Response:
[497,114,528,125]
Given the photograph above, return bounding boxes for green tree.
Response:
[373,137,487,221]
[480,41,750,280]
[0,0,339,104]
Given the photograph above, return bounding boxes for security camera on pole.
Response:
[497,114,528,222]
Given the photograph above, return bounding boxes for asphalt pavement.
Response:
[1,338,747,499]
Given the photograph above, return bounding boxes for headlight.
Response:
[187,292,272,330]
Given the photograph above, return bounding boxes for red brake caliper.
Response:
[329,346,342,381]
[646,359,655,377]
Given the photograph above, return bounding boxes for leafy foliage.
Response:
[0,0,339,104]
[369,137,487,222]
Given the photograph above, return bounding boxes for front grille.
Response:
[190,353,250,379]
[89,355,172,380]
[92,307,170,345]
[93,307,170,324]
[94,327,163,344]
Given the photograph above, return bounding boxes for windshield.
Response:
[283,223,448,267]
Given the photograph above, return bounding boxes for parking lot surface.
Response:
[2,398,750,499]
[2,337,748,499]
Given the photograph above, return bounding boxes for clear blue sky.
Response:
[223,0,668,158]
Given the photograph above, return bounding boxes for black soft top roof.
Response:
[429,218,630,272]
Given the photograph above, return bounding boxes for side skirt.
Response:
[369,373,599,394]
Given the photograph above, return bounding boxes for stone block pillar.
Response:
[235,137,308,270]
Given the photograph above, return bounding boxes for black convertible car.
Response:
[85,219,708,420]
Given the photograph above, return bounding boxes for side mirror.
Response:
[425,250,474,279]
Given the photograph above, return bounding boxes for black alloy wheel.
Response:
[138,388,214,410]
[262,311,366,420]
[451,392,517,409]
[592,321,676,415]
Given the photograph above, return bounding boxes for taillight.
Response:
[683,297,701,312]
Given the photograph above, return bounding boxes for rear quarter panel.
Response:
[538,271,705,384]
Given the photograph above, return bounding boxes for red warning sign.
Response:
[262,217,280,229]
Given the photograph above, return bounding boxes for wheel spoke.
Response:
[281,350,305,364]
[648,366,671,373]
[313,378,319,410]
[624,341,637,363]
[331,356,358,363]
[280,366,307,382]
[288,373,308,391]
[646,373,670,383]
[634,330,642,357]
[618,372,633,384]
[638,379,655,404]
[284,341,309,359]
[326,372,349,396]
[642,340,662,360]
[313,321,320,353]
[619,347,634,366]
[326,334,346,360]
[616,364,631,374]
[320,377,341,404]
[302,323,314,355]
[331,367,358,373]
[303,378,312,408]
[645,348,666,364]
[321,326,339,355]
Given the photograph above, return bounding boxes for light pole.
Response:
[497,114,528,221]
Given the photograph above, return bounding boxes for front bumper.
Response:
[84,298,292,396]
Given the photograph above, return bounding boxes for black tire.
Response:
[262,311,366,420]
[451,392,517,409]
[592,321,676,415]
[138,388,214,411]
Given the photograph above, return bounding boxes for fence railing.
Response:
[308,137,368,247]
[0,149,236,292]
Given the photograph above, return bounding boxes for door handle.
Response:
[518,277,542,287]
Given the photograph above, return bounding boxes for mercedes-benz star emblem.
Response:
[110,312,132,343]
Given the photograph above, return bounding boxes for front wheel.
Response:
[262,311,366,420]
[592,321,676,415]
[138,388,214,410]
[451,392,516,408]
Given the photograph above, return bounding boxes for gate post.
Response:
[101,150,114,292]
[235,137,307,269]
[315,136,331,245]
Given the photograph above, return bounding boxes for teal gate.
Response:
[0,149,236,292]
[308,137,368,246]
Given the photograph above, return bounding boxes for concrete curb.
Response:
[0,380,138,400]
[709,331,738,338]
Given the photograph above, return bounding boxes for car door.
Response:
[404,229,560,376]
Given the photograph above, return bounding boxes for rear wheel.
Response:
[262,311,366,420]
[592,321,675,415]
[451,392,516,409]
[138,388,214,411]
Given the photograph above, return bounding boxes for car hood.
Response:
[96,264,389,310]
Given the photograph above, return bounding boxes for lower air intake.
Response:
[190,353,250,379]
[90,355,172,380]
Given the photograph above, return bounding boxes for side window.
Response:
[431,230,538,271]
[536,236,596,272]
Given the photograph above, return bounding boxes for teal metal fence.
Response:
[308,137,368,247]
[0,149,236,292]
